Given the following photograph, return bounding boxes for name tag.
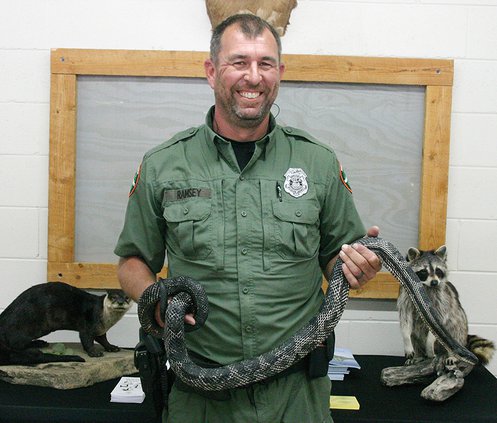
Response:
[164,188,211,202]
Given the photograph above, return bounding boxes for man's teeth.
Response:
[240,91,260,99]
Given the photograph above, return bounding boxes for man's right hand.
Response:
[116,256,197,328]
[154,300,196,328]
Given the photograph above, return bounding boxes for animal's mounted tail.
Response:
[467,335,495,365]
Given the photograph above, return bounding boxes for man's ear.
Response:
[278,62,285,79]
[204,59,216,89]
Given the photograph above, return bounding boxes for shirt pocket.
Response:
[163,199,213,259]
[272,199,320,260]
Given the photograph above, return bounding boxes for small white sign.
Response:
[110,376,145,404]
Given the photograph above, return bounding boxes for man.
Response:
[115,13,381,422]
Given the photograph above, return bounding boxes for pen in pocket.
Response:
[276,181,282,202]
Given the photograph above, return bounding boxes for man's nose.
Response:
[244,63,262,84]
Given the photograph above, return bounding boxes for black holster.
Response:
[308,331,335,378]
[134,328,173,416]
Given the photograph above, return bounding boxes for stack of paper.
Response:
[328,347,361,381]
[110,376,145,403]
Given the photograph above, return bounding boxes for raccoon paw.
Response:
[434,356,448,375]
[403,352,414,365]
[445,356,458,367]
[405,356,425,366]
[438,365,463,379]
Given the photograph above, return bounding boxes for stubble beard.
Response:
[216,82,279,129]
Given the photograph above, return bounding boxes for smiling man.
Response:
[205,19,285,136]
[115,13,381,423]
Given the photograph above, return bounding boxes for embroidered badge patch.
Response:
[284,168,309,198]
[128,164,142,197]
[339,163,352,194]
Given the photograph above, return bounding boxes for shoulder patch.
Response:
[128,163,142,197]
[339,162,352,194]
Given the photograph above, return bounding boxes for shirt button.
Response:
[241,248,248,255]
[245,325,252,333]
[295,210,302,217]
[183,207,189,214]
[239,176,245,181]
[241,211,247,217]
[242,287,249,294]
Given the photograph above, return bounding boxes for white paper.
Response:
[328,347,361,381]
[110,376,145,404]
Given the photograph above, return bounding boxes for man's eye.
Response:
[259,62,274,70]
[233,61,246,68]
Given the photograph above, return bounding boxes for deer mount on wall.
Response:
[205,0,298,36]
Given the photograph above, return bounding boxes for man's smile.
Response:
[239,90,262,99]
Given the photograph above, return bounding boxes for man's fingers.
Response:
[155,301,196,327]
[185,314,196,325]
[341,261,362,289]
[366,225,380,238]
[155,303,165,328]
[340,244,377,278]
[339,242,382,290]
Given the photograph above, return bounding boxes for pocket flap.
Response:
[272,200,319,224]
[163,200,211,222]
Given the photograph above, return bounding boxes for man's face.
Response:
[205,25,285,129]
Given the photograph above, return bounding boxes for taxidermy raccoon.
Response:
[0,282,132,365]
[397,246,495,367]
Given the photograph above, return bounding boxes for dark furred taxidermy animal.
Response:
[398,246,495,368]
[0,282,132,365]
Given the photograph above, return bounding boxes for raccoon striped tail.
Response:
[467,334,495,365]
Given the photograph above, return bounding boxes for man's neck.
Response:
[213,111,270,142]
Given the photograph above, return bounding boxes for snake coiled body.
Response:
[138,237,478,391]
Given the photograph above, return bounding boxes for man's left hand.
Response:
[339,226,381,289]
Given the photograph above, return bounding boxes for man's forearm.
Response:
[117,256,156,302]
[324,255,339,281]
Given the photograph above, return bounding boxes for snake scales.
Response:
[138,237,478,391]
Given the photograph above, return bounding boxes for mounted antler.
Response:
[205,0,298,36]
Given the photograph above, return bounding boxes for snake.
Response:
[138,237,478,391]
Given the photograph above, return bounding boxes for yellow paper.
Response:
[329,395,360,410]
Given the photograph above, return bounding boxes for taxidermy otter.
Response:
[0,282,132,365]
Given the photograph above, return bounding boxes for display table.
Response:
[0,373,158,423]
[0,355,495,422]
[331,355,497,423]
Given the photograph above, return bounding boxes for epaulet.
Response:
[281,126,334,154]
[166,127,199,145]
[145,127,200,158]
[281,126,321,144]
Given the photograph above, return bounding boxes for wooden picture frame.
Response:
[48,49,453,298]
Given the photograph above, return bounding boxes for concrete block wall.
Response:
[1,0,496,376]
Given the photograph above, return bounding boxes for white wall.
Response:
[1,0,496,377]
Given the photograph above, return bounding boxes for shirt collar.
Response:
[204,106,277,161]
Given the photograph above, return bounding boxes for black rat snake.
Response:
[138,237,478,391]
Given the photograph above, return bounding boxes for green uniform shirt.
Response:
[115,107,365,365]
